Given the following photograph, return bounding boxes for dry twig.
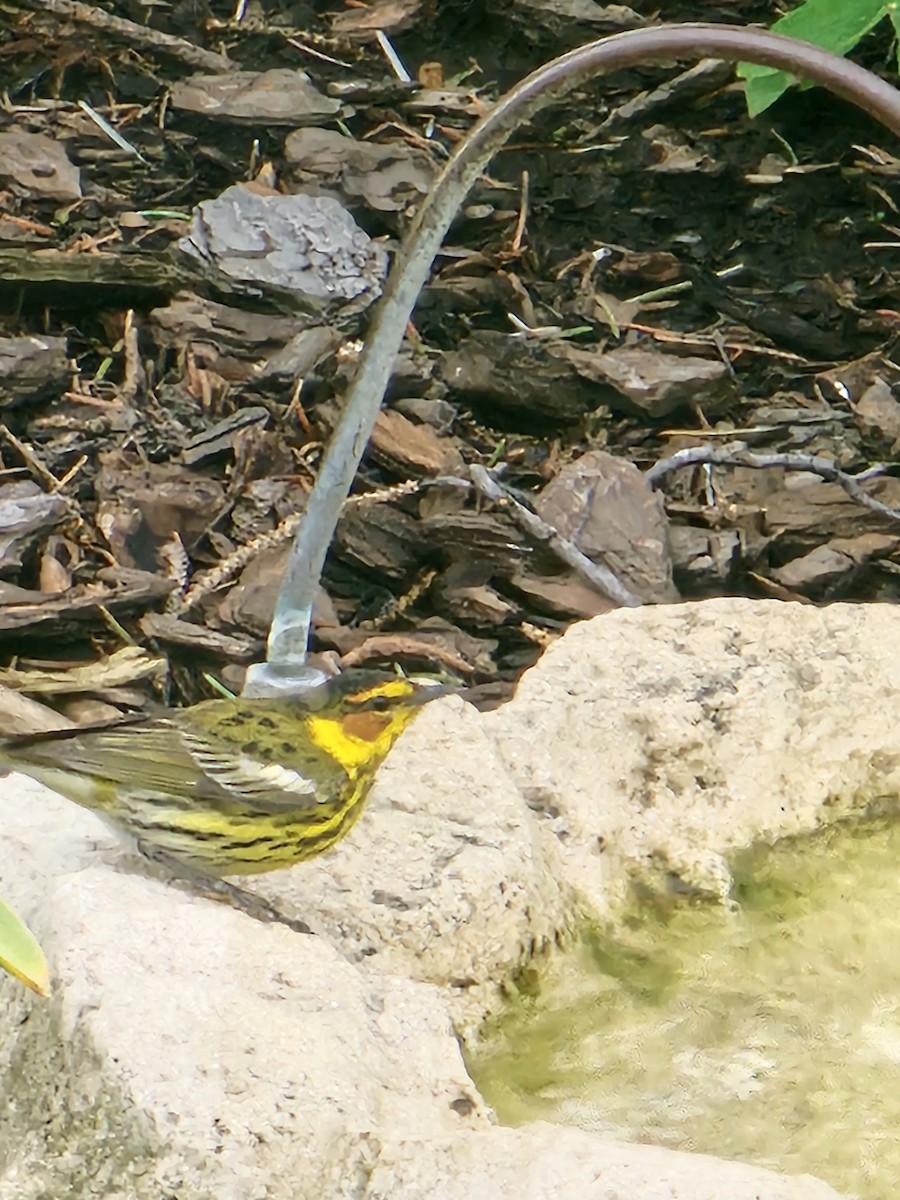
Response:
[647,442,900,523]
[469,465,641,608]
[11,0,233,72]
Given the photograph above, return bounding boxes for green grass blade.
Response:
[0,895,50,997]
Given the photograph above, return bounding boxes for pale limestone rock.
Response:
[368,1126,844,1200]
[249,697,570,1033]
[0,779,488,1199]
[4,597,888,1199]
[0,781,842,1200]
[485,598,900,911]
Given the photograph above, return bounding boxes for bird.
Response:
[0,670,448,931]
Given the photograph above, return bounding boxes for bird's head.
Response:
[300,671,453,769]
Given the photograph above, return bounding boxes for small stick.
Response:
[510,169,530,254]
[646,442,900,523]
[12,0,233,72]
[469,465,642,608]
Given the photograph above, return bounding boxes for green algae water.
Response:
[471,816,900,1200]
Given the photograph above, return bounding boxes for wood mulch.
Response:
[2,0,900,720]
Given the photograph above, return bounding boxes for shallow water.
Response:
[471,816,900,1200]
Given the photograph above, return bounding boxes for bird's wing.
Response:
[182,730,324,812]
[4,722,211,798]
[184,701,348,813]
[2,718,330,813]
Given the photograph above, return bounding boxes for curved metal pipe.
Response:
[249,23,900,692]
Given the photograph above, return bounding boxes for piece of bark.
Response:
[0,481,71,575]
[95,453,226,570]
[140,614,262,660]
[535,450,678,603]
[369,408,463,477]
[170,70,340,125]
[506,569,617,619]
[284,128,436,218]
[443,331,601,425]
[0,131,82,202]
[0,683,75,737]
[561,344,734,419]
[0,336,70,407]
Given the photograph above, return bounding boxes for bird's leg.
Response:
[136,842,314,935]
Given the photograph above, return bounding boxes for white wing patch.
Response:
[241,758,317,796]
[184,734,317,799]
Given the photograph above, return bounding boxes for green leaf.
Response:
[890,3,900,71]
[738,0,890,116]
[0,896,49,997]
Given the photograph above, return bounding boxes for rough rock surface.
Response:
[249,697,570,1032]
[485,598,900,910]
[366,1128,843,1200]
[5,597,891,1199]
[0,780,490,1200]
[0,775,842,1200]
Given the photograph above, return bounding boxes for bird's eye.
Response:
[367,694,391,712]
